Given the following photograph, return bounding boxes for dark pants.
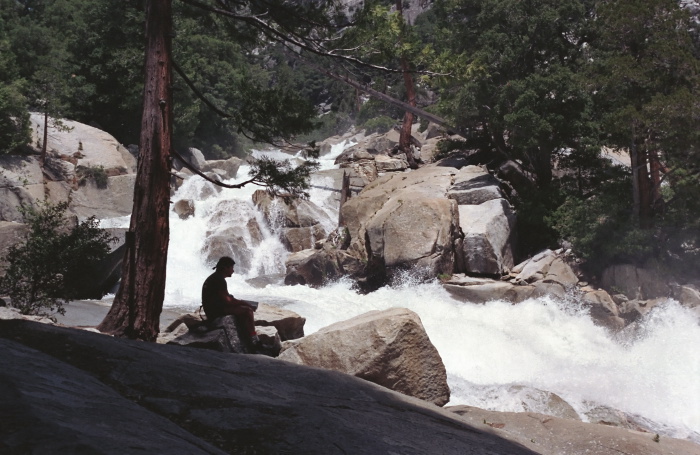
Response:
[224,303,256,337]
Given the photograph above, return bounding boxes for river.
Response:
[102,141,700,442]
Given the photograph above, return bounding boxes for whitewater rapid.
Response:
[104,142,700,442]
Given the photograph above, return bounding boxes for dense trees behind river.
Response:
[1,0,699,280]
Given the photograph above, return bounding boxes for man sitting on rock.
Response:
[202,256,259,348]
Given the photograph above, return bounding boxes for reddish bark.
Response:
[41,110,48,164]
[98,0,173,341]
[396,1,418,169]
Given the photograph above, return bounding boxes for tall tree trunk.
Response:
[649,150,664,214]
[630,130,653,229]
[630,139,641,223]
[399,56,418,168]
[98,0,173,341]
[41,109,48,164]
[396,0,418,169]
[637,147,653,228]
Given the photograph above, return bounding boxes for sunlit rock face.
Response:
[279,307,450,406]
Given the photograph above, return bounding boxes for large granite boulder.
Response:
[339,157,379,191]
[458,198,517,276]
[671,284,700,309]
[375,153,409,172]
[69,174,136,219]
[70,238,125,299]
[510,249,579,289]
[448,165,506,205]
[0,221,28,273]
[278,308,450,406]
[163,304,305,344]
[443,250,581,304]
[173,146,206,170]
[172,199,195,220]
[30,113,136,174]
[419,136,442,163]
[600,263,671,300]
[0,155,45,222]
[200,156,242,180]
[340,166,460,285]
[284,247,364,288]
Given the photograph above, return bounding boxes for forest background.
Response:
[1,0,699,284]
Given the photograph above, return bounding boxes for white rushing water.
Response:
[103,142,700,442]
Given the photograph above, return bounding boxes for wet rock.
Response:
[172,199,195,220]
[582,289,625,331]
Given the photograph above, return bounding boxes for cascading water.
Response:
[103,140,700,443]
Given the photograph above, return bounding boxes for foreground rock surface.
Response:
[0,319,536,455]
[448,406,700,455]
[278,307,450,406]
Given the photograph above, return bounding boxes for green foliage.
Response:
[0,201,115,319]
[76,165,108,189]
[548,177,656,273]
[248,157,320,198]
[430,0,597,187]
[0,18,30,154]
[0,80,30,155]
[360,115,396,134]
[357,98,401,126]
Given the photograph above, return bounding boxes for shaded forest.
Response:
[1,0,698,279]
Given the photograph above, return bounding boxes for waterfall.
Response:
[103,141,700,442]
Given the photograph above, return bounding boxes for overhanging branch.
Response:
[171,148,264,189]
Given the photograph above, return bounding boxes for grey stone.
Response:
[459,199,516,275]
[172,199,195,220]
[69,174,136,219]
[279,308,450,406]
[448,165,505,205]
[200,156,242,180]
[29,113,136,174]
[448,405,700,455]
[254,303,305,341]
[0,319,543,455]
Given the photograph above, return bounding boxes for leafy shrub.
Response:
[76,165,108,188]
[432,138,467,162]
[548,177,655,274]
[357,98,401,126]
[0,200,116,319]
[0,81,31,155]
[360,115,396,135]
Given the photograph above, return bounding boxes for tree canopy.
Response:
[0,0,698,334]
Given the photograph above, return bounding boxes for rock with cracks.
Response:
[278,307,450,406]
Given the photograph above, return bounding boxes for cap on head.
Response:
[214,256,235,270]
